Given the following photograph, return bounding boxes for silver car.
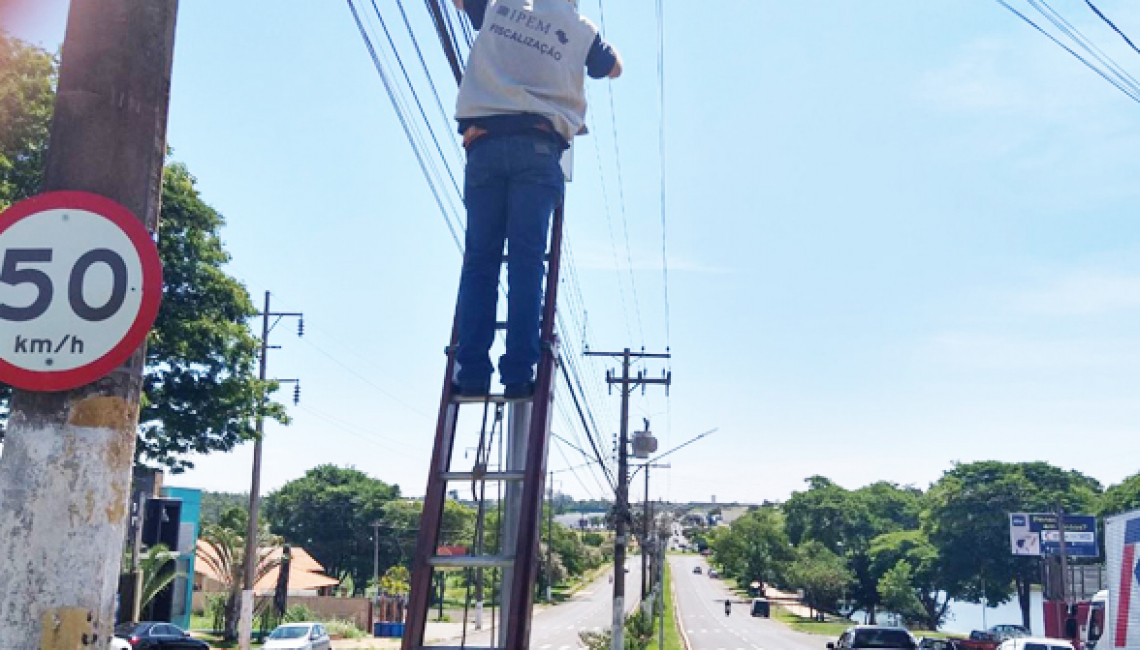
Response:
[263,623,332,650]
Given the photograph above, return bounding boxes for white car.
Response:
[263,622,332,650]
[997,638,1074,650]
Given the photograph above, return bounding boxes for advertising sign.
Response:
[1009,512,1099,558]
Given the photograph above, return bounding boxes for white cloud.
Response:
[1018,271,1140,316]
[924,332,1140,372]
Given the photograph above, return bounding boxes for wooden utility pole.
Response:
[585,348,670,650]
[0,0,178,646]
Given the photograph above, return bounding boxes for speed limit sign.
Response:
[0,191,162,392]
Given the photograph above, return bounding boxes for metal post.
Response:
[546,471,554,603]
[239,291,271,649]
[0,0,177,645]
[1057,504,1070,605]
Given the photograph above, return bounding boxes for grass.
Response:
[646,562,684,650]
[771,605,964,640]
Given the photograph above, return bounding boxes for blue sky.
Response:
[9,0,1140,505]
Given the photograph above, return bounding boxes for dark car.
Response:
[113,622,209,649]
[828,626,919,650]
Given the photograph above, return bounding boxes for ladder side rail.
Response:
[403,318,462,650]
[505,202,566,649]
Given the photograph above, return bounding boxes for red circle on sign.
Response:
[0,191,162,392]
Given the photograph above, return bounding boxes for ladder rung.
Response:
[441,470,526,482]
[429,555,514,569]
[502,254,551,264]
[451,393,531,405]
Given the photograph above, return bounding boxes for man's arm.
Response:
[453,0,488,30]
[608,50,623,79]
[586,34,622,79]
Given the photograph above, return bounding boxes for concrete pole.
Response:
[239,291,271,649]
[612,349,631,650]
[0,0,177,646]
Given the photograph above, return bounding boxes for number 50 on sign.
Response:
[0,191,162,392]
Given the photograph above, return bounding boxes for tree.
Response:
[786,540,853,619]
[139,543,182,618]
[1100,472,1140,517]
[0,34,284,472]
[869,530,951,630]
[925,461,1102,628]
[711,507,792,587]
[196,524,281,641]
[264,465,404,594]
[0,32,54,210]
[784,477,922,622]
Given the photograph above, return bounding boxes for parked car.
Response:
[828,626,919,650]
[693,566,702,574]
[263,622,332,650]
[991,626,1032,641]
[919,637,960,650]
[996,637,1074,650]
[111,622,209,649]
[708,568,719,578]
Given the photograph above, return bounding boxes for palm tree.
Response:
[139,543,183,618]
[196,524,282,641]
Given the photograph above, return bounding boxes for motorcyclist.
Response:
[725,599,732,616]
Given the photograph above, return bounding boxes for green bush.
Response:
[323,618,365,639]
[283,604,318,623]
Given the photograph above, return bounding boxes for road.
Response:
[669,555,830,650]
[429,558,642,649]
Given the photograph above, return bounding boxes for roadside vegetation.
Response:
[705,461,1140,632]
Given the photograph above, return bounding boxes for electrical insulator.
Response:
[297,317,305,337]
[293,383,301,405]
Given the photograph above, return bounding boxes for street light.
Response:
[628,428,717,600]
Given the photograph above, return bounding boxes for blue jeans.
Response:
[456,134,565,389]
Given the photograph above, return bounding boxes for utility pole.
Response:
[239,291,302,650]
[373,521,382,596]
[1056,504,1070,606]
[639,462,670,599]
[546,471,555,603]
[586,348,671,650]
[0,0,177,646]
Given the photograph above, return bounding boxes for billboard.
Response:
[1009,512,1099,558]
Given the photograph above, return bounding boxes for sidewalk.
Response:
[765,586,815,618]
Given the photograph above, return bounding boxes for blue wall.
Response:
[161,487,202,631]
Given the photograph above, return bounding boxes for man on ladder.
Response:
[451,0,622,399]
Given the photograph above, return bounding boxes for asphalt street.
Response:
[429,558,642,648]
[669,554,831,650]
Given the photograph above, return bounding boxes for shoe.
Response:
[451,382,490,398]
[503,381,536,400]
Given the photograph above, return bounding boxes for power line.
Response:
[993,0,1140,103]
[656,0,672,351]
[393,0,466,161]
[1083,0,1140,57]
[346,0,467,251]
[1027,0,1140,91]
[368,0,464,198]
